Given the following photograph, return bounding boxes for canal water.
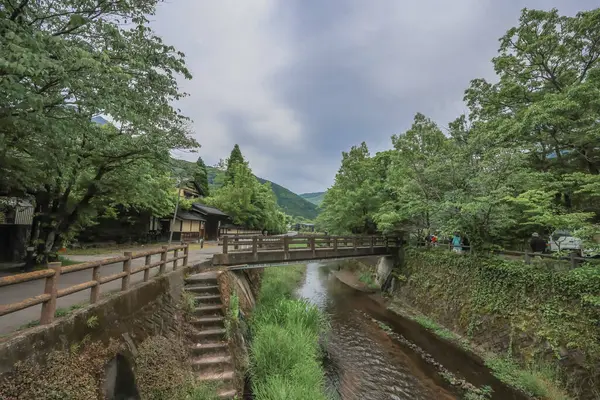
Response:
[296,262,525,400]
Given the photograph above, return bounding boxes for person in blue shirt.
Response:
[452,232,462,254]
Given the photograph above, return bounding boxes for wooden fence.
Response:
[423,242,597,269]
[218,235,392,254]
[0,244,189,326]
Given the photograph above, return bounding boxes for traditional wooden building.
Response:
[191,204,230,240]
[170,210,206,242]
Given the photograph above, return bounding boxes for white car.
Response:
[548,230,599,258]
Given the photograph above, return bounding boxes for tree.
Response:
[317,143,385,234]
[204,162,286,233]
[0,0,196,263]
[319,7,600,250]
[225,144,245,185]
[193,157,210,197]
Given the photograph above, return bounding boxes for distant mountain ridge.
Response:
[300,191,325,206]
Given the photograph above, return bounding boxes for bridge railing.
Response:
[0,244,189,326]
[218,235,392,254]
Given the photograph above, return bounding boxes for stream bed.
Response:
[296,262,527,400]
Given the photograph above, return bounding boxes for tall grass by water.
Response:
[250,265,329,400]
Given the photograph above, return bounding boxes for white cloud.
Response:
[152,0,303,175]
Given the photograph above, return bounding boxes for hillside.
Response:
[300,192,325,206]
[203,165,319,220]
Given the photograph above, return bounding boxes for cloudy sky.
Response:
[153,0,596,194]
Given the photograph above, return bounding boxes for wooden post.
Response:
[160,246,168,274]
[173,248,179,270]
[283,236,290,260]
[310,236,316,257]
[90,264,100,304]
[234,236,239,250]
[183,244,189,267]
[144,254,151,282]
[40,262,61,324]
[333,237,338,252]
[570,252,577,269]
[122,251,132,291]
[353,237,358,253]
[258,236,263,249]
[222,236,228,254]
[371,236,375,254]
[252,236,258,261]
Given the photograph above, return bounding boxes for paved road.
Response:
[0,246,221,336]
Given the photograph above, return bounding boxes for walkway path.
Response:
[0,245,221,337]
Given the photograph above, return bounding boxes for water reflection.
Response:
[297,263,457,400]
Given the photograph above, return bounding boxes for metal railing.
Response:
[218,235,394,254]
[0,244,189,325]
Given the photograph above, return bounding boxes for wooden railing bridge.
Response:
[212,235,400,267]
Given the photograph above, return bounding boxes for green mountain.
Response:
[204,165,319,220]
[300,192,325,206]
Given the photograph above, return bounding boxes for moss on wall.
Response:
[395,248,600,398]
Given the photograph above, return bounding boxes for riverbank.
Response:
[334,251,585,399]
[249,265,329,399]
[391,248,598,399]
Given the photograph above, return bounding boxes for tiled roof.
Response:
[176,210,206,221]
[192,203,229,217]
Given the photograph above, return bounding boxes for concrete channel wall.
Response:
[0,264,191,376]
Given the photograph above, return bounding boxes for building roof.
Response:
[192,203,229,217]
[176,210,206,222]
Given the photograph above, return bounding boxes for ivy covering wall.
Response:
[396,249,600,397]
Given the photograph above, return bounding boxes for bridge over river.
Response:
[0,235,399,334]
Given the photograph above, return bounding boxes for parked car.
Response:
[547,230,599,258]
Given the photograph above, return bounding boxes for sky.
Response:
[153,0,597,195]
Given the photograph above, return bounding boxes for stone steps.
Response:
[185,272,236,398]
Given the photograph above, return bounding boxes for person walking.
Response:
[452,232,462,254]
[529,232,547,254]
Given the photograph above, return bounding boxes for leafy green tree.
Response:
[204,162,286,233]
[193,157,210,197]
[0,0,196,262]
[318,143,385,234]
[225,144,245,185]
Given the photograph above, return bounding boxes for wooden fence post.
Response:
[252,236,258,261]
[173,248,179,270]
[222,236,228,254]
[40,262,61,325]
[160,246,168,274]
[283,236,290,260]
[353,237,358,253]
[183,244,189,267]
[122,252,132,291]
[144,254,151,282]
[258,236,263,249]
[333,237,338,252]
[90,264,100,304]
[570,252,577,269]
[371,236,375,254]
[234,236,239,250]
[310,236,316,257]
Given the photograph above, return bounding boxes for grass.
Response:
[249,265,329,400]
[412,315,461,342]
[358,271,379,289]
[186,382,222,400]
[485,356,570,400]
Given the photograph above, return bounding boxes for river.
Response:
[296,262,525,400]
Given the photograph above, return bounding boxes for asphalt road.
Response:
[0,246,220,336]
